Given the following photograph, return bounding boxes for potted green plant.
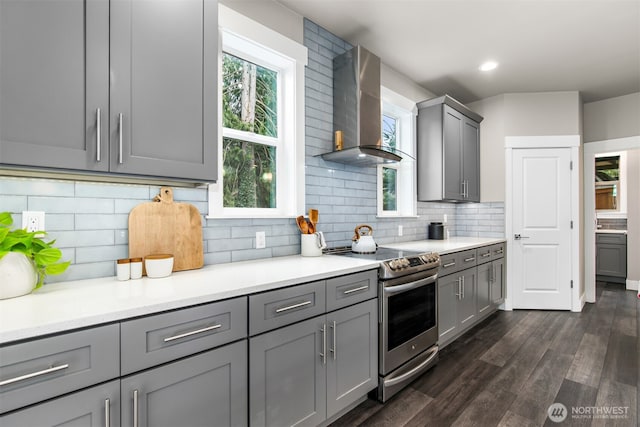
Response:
[0,211,70,299]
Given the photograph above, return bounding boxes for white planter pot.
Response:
[0,252,38,300]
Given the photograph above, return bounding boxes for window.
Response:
[377,88,417,217]
[209,5,307,218]
[595,151,627,214]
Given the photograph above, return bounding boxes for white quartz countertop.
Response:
[0,255,379,344]
[382,236,506,255]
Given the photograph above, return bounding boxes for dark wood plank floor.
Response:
[331,282,638,427]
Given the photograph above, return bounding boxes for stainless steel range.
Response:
[325,247,441,402]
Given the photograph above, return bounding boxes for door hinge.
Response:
[570,280,573,289]
[570,161,573,170]
[571,220,573,229]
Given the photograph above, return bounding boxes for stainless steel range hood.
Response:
[321,46,402,166]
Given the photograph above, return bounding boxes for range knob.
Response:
[388,260,399,270]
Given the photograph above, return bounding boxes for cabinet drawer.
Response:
[438,252,459,277]
[458,249,477,269]
[326,269,377,312]
[0,324,120,414]
[249,281,326,336]
[596,233,626,244]
[490,243,505,260]
[121,297,247,375]
[477,246,492,264]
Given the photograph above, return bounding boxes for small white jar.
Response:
[116,258,130,281]
[130,257,143,279]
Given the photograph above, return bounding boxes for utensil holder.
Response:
[301,234,322,257]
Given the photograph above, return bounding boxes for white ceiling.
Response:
[276,0,640,104]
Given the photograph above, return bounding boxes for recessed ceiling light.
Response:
[479,61,498,71]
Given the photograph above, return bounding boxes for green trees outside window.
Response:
[222,53,278,208]
[382,114,398,211]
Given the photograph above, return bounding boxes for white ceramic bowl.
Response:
[145,254,174,278]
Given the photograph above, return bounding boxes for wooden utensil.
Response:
[296,215,309,234]
[129,187,204,273]
[309,209,318,229]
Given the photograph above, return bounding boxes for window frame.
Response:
[208,5,307,219]
[377,87,417,218]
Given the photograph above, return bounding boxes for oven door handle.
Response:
[383,274,437,295]
[383,345,439,387]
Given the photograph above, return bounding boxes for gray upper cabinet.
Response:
[110,0,217,181]
[0,0,109,171]
[417,95,483,202]
[0,0,218,182]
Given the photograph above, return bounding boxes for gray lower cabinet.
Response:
[0,0,218,182]
[122,340,247,427]
[249,299,378,427]
[596,233,627,282]
[0,379,120,427]
[437,242,506,348]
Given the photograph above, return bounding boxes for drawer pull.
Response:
[495,249,504,254]
[481,252,491,258]
[133,390,139,427]
[275,300,312,313]
[464,257,476,262]
[0,363,69,386]
[443,262,456,268]
[343,285,368,295]
[163,324,222,342]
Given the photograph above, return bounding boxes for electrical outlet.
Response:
[398,225,403,236]
[22,211,45,233]
[256,231,266,249]
[443,214,447,224]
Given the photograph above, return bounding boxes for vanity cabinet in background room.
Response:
[417,95,483,202]
[0,0,218,182]
[596,233,627,284]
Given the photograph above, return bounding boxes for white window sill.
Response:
[206,214,297,220]
[375,214,419,219]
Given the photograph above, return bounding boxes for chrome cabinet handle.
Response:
[490,264,494,283]
[462,276,465,299]
[133,390,139,427]
[275,300,312,313]
[481,252,491,258]
[456,277,462,300]
[464,180,467,198]
[464,257,475,262]
[343,285,368,295]
[118,113,123,164]
[443,261,456,268]
[320,324,326,365]
[330,320,337,360]
[163,324,222,342]
[461,180,465,197]
[495,249,504,254]
[96,108,101,162]
[0,363,69,386]
[105,398,110,427]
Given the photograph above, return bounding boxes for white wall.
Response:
[583,93,640,143]
[220,0,304,43]
[468,91,582,202]
[626,149,640,282]
[381,64,435,103]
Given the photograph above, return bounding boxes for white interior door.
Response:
[511,148,572,309]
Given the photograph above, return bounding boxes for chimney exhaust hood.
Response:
[320,46,402,166]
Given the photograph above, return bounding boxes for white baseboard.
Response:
[626,279,638,292]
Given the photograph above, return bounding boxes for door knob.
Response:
[514,234,530,240]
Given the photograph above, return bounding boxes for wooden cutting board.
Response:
[128,187,204,272]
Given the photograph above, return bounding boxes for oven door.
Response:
[380,272,438,375]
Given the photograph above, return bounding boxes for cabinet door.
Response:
[121,340,247,427]
[491,258,506,305]
[0,0,109,171]
[596,243,627,278]
[326,299,378,418]
[0,380,120,427]
[250,316,326,427]
[462,118,480,202]
[442,105,463,200]
[437,276,460,346]
[476,263,492,316]
[110,0,217,181]
[458,268,477,330]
